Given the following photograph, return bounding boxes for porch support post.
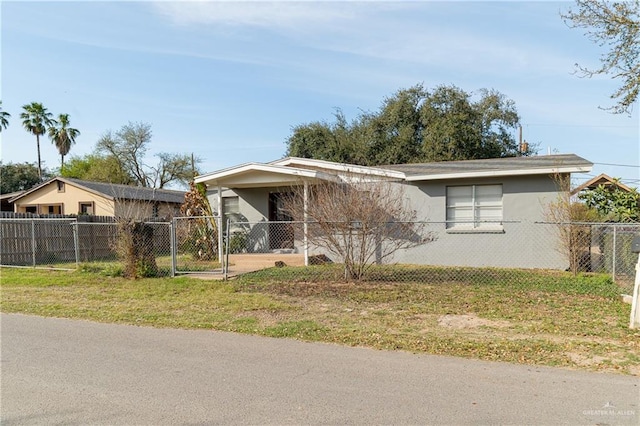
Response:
[217,185,224,273]
[304,180,309,266]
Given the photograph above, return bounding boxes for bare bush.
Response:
[284,176,433,280]
[545,173,601,275]
[104,186,178,279]
[114,220,158,278]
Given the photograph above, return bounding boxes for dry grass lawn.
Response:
[2,265,638,375]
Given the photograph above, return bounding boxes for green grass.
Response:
[1,265,638,375]
[41,253,224,276]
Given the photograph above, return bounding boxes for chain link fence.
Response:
[173,216,223,275]
[74,221,173,277]
[1,217,638,293]
[225,220,639,294]
[1,218,174,277]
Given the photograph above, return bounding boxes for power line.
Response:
[593,162,640,168]
[572,173,639,186]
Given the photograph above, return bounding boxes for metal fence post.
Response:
[631,253,640,328]
[170,219,176,277]
[304,181,309,267]
[612,224,617,282]
[31,219,36,267]
[72,221,80,268]
[224,218,230,280]
[217,216,224,276]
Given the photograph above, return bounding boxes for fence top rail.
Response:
[534,221,640,227]
[71,221,171,226]
[227,220,524,225]
[0,218,77,222]
[174,216,220,220]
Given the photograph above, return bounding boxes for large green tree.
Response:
[0,101,10,132]
[420,86,522,161]
[365,85,425,165]
[95,122,200,188]
[0,162,47,193]
[60,154,135,185]
[562,0,640,114]
[20,102,55,180]
[286,84,529,166]
[48,113,80,171]
[287,110,371,165]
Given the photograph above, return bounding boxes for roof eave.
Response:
[405,165,593,182]
[194,163,327,187]
[272,157,406,179]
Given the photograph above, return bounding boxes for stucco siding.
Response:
[14,181,114,215]
[212,174,568,270]
[388,174,565,269]
[234,188,271,223]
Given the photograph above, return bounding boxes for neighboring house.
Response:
[9,177,185,219]
[571,173,635,195]
[194,154,593,270]
[1,191,24,212]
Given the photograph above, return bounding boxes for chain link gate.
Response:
[172,216,224,276]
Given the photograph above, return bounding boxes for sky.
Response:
[1,0,638,190]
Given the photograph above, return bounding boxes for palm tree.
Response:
[48,113,80,171]
[0,101,10,132]
[20,102,55,180]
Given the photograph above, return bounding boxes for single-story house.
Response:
[9,177,186,219]
[194,154,593,270]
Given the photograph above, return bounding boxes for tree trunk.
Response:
[36,134,42,180]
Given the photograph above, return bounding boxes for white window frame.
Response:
[446,184,504,233]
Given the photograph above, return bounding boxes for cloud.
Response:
[151,0,369,30]
[150,1,578,79]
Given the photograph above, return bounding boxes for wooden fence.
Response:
[0,214,170,268]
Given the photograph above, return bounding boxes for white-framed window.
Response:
[446,184,503,232]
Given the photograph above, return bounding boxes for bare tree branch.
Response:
[562,0,640,114]
[283,176,434,280]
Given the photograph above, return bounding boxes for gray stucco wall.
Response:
[208,188,270,223]
[209,174,570,270]
[390,174,566,269]
[402,174,560,223]
[208,186,301,253]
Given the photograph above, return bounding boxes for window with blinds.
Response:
[446,184,503,231]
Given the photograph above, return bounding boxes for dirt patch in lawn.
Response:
[437,314,511,329]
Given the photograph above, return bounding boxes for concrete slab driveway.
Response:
[1,313,638,425]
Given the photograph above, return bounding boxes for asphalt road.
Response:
[1,313,638,425]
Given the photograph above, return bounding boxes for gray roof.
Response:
[63,178,186,204]
[0,190,25,200]
[11,177,185,204]
[376,154,592,177]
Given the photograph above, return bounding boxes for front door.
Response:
[268,192,294,250]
